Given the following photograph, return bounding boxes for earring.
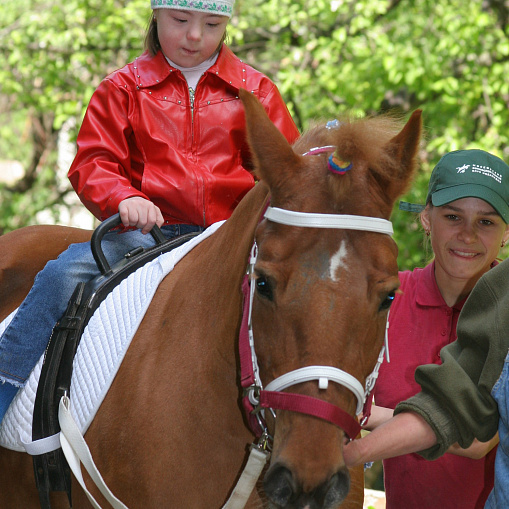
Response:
[502,240,506,248]
[425,229,430,237]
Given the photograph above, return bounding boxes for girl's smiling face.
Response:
[421,197,509,298]
[154,9,229,68]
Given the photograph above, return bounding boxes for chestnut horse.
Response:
[0,90,421,508]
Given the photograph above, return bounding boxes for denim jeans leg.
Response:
[0,381,19,422]
[0,241,100,387]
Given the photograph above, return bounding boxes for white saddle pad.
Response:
[0,222,223,452]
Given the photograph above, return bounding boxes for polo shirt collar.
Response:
[415,261,463,310]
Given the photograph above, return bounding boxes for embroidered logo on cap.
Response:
[472,164,503,183]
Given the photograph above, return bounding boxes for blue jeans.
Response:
[0,224,202,420]
[486,350,509,508]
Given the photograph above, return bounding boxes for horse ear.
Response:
[240,88,299,187]
[383,109,423,200]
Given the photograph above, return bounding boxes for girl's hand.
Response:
[118,197,164,234]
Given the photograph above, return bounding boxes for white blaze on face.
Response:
[329,240,348,281]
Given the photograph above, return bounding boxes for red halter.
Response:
[239,275,364,441]
[239,146,391,444]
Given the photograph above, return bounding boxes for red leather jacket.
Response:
[68,46,299,226]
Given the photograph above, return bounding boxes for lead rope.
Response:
[221,444,270,509]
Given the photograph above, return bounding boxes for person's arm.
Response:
[345,398,498,467]
[347,259,509,467]
[446,434,499,459]
[394,265,506,459]
[68,79,151,221]
[344,411,437,468]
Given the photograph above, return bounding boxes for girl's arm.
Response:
[68,79,150,221]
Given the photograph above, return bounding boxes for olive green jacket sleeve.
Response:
[394,258,509,460]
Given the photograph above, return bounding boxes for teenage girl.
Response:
[369,150,509,508]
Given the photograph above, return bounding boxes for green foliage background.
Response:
[1,0,509,268]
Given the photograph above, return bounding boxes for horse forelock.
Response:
[290,114,416,215]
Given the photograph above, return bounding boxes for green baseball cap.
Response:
[425,149,509,223]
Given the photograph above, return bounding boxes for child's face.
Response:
[154,9,228,68]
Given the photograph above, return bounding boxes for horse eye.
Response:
[379,291,396,311]
[255,274,273,300]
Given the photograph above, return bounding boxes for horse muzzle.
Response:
[264,461,350,509]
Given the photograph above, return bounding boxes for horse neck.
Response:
[157,181,270,361]
[116,182,270,425]
[206,180,269,277]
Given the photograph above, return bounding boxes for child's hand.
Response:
[118,197,164,234]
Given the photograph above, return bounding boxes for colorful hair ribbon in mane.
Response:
[324,119,352,175]
[328,154,353,175]
[301,120,353,175]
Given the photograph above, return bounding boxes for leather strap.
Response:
[221,446,270,509]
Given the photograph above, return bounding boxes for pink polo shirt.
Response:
[373,262,495,509]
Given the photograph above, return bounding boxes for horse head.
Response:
[239,89,422,509]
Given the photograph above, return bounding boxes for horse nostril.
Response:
[263,464,295,507]
[322,468,350,509]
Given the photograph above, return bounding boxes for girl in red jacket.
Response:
[0,0,299,421]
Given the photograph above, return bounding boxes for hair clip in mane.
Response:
[326,119,341,130]
[328,154,353,174]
